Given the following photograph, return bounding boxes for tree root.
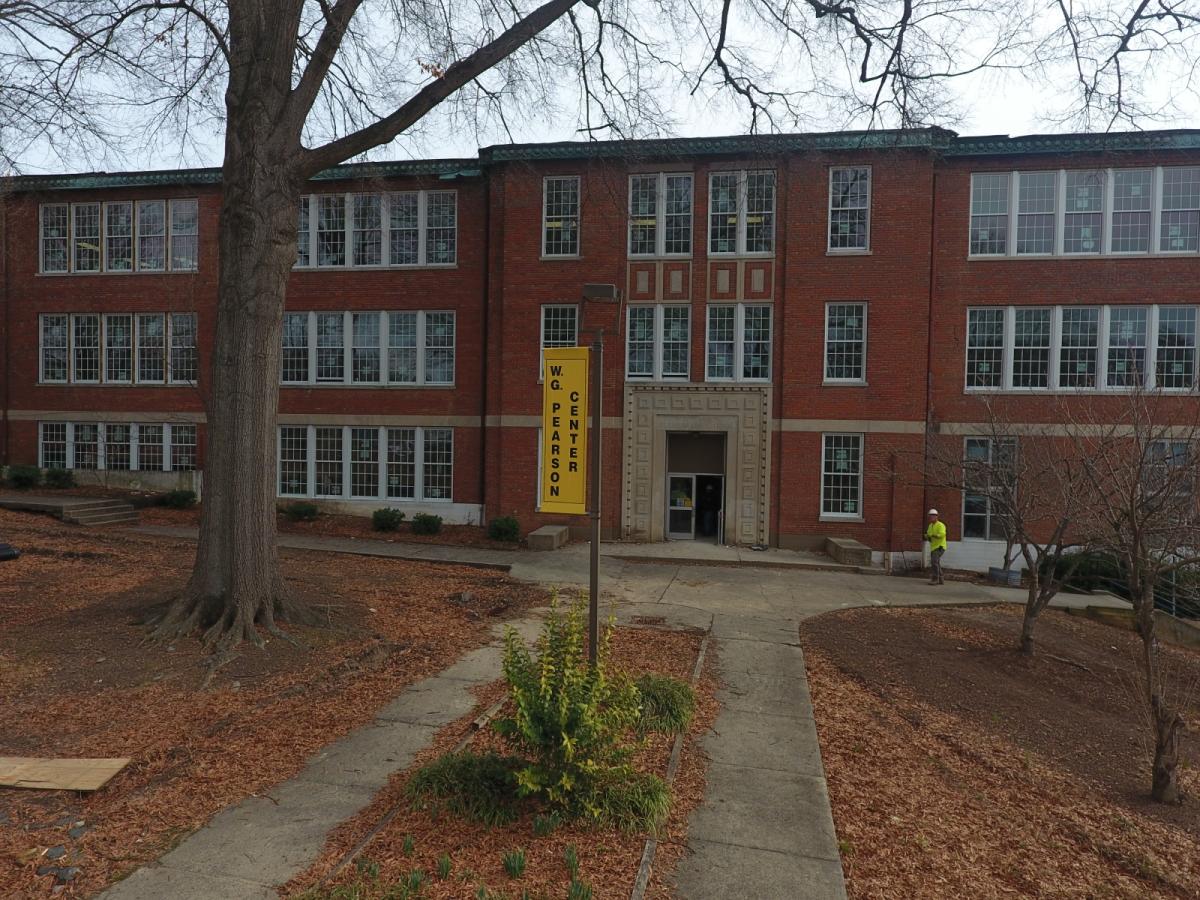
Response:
[143,588,320,658]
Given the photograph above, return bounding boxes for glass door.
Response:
[667,474,695,539]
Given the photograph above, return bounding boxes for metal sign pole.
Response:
[588,328,603,666]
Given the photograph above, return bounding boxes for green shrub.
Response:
[43,467,75,489]
[411,512,442,535]
[372,507,406,532]
[488,515,521,543]
[406,751,524,827]
[6,465,40,489]
[501,848,526,879]
[160,489,197,509]
[494,597,644,825]
[282,501,320,522]
[635,674,696,734]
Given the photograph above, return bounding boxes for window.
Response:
[821,434,863,518]
[279,425,453,502]
[824,303,867,382]
[40,315,68,383]
[298,191,457,267]
[352,312,381,383]
[170,424,197,471]
[40,204,69,273]
[828,167,870,251]
[543,176,580,257]
[71,203,101,272]
[1012,308,1051,388]
[965,308,1004,389]
[105,424,132,471]
[1064,170,1104,254]
[389,312,418,383]
[389,193,419,265]
[705,304,772,381]
[969,173,1010,256]
[282,313,310,383]
[73,315,101,383]
[40,423,67,469]
[73,424,99,470]
[317,195,347,267]
[425,192,457,264]
[625,305,689,379]
[1146,440,1193,508]
[424,312,456,384]
[169,313,198,383]
[351,194,383,267]
[297,199,311,267]
[1059,307,1100,388]
[541,305,578,351]
[1111,169,1152,253]
[1161,167,1200,252]
[963,437,1016,540]
[967,305,1200,392]
[709,170,775,255]
[105,202,133,271]
[137,425,164,472]
[316,312,345,382]
[104,314,134,383]
[1016,172,1055,255]
[629,173,692,256]
[170,199,199,270]
[137,200,167,270]
[138,314,166,383]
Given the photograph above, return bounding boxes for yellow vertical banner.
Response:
[540,347,590,515]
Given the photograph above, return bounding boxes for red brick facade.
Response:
[4,129,1198,566]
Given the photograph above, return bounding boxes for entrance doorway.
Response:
[665,432,726,542]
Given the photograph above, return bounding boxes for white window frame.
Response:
[968,166,1200,259]
[822,302,868,384]
[820,432,865,520]
[279,310,455,387]
[963,304,1200,393]
[295,191,458,269]
[625,304,690,381]
[167,312,199,385]
[541,176,581,258]
[38,199,200,274]
[539,304,578,380]
[628,172,693,258]
[275,425,453,502]
[708,169,776,257]
[37,421,194,472]
[704,303,773,383]
[827,166,871,253]
[961,436,1017,541]
[39,314,70,384]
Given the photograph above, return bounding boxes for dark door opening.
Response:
[694,474,725,541]
[665,432,726,542]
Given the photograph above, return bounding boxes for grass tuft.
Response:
[406,751,525,827]
[635,674,696,734]
[567,879,594,900]
[502,847,526,879]
[532,811,561,837]
[436,853,452,880]
[563,844,579,879]
[592,771,671,833]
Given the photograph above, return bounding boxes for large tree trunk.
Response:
[1134,580,1184,803]
[150,1,310,650]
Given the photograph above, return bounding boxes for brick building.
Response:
[2,127,1198,568]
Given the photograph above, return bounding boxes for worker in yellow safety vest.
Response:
[925,508,946,585]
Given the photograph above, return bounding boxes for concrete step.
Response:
[65,499,134,513]
[823,536,873,567]
[63,501,139,526]
[65,512,140,526]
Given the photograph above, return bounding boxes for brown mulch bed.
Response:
[801,604,1200,899]
[282,625,720,899]
[0,508,548,899]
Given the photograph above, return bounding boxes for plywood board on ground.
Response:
[0,756,130,791]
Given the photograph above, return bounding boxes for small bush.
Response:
[411,512,442,535]
[488,515,521,543]
[635,674,696,734]
[501,848,526,879]
[282,501,320,522]
[372,507,406,532]
[592,771,670,833]
[160,489,197,509]
[6,465,40,489]
[43,467,75,489]
[406,751,524,827]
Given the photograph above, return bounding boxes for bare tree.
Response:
[919,397,1097,656]
[2,1,1199,652]
[1067,386,1200,803]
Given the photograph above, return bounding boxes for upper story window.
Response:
[965,304,1198,392]
[542,176,580,257]
[705,303,772,381]
[40,199,199,274]
[969,167,1200,258]
[40,312,196,385]
[626,305,690,380]
[540,304,578,378]
[297,191,456,268]
[280,310,455,386]
[828,167,871,252]
[629,173,693,257]
[709,170,775,255]
[824,303,867,383]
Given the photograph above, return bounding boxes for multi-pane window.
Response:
[138,314,166,382]
[170,199,199,270]
[40,204,70,273]
[828,167,871,251]
[424,312,456,384]
[824,303,867,382]
[821,434,864,518]
[298,191,457,267]
[625,305,689,380]
[40,199,200,274]
[37,422,195,472]
[316,312,345,382]
[965,308,1005,389]
[542,176,581,257]
[969,173,1009,256]
[280,425,452,502]
[967,305,1200,392]
[540,305,578,378]
[40,315,68,383]
[1064,170,1104,254]
[282,310,453,386]
[1012,308,1052,388]
[1161,167,1200,252]
[169,313,198,383]
[73,315,101,382]
[105,202,133,271]
[709,170,775,255]
[629,173,692,256]
[104,315,134,383]
[1146,440,1193,506]
[137,200,167,271]
[282,313,310,383]
[1016,172,1056,254]
[71,203,101,272]
[352,312,382,383]
[389,312,418,383]
[706,304,772,381]
[963,437,1016,540]
[1111,169,1153,253]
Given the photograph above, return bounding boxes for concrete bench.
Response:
[527,525,570,551]
[824,536,872,567]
